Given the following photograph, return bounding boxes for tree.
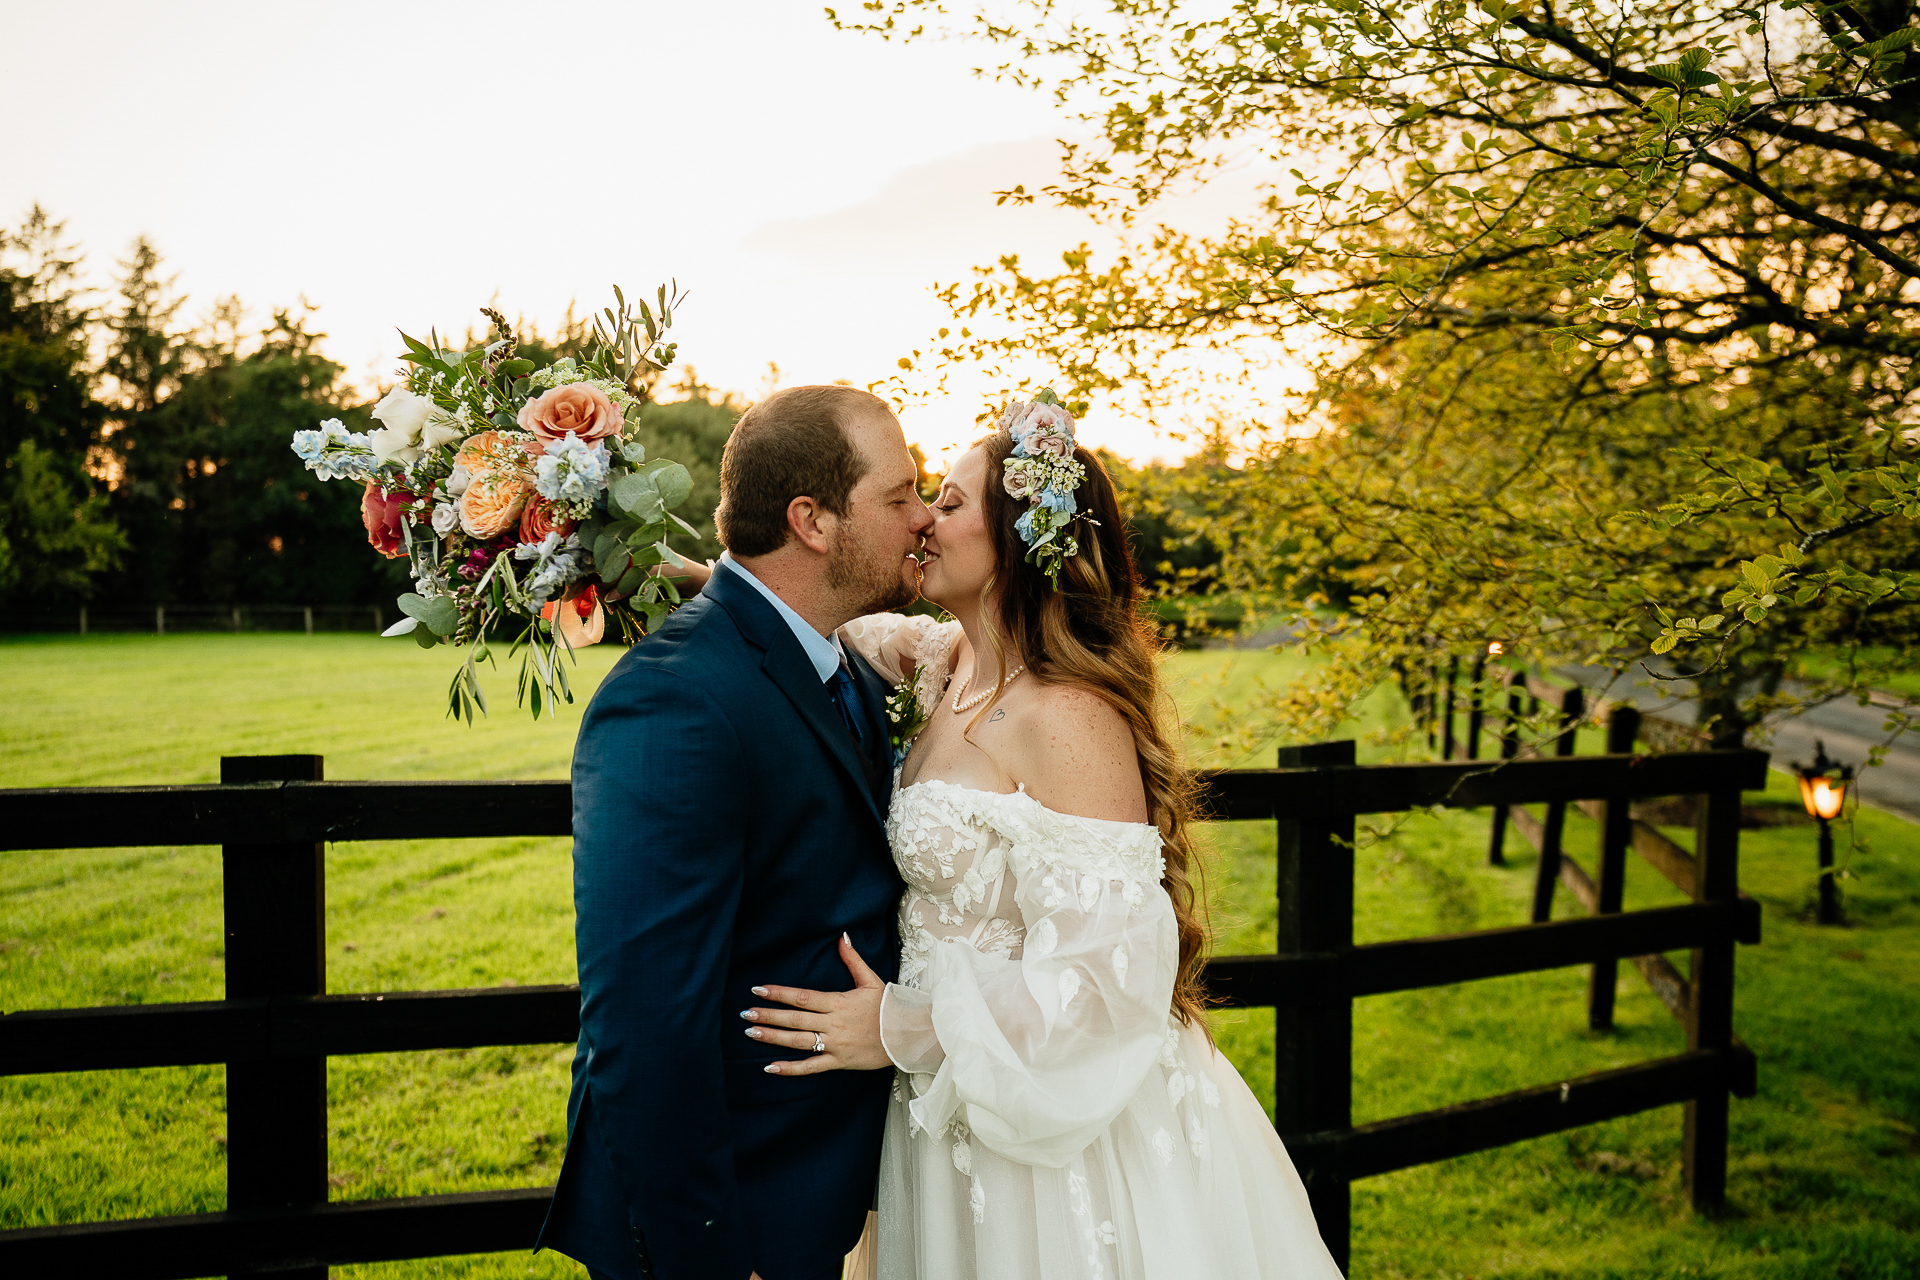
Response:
[833,0,1920,749]
[98,241,396,607]
[626,369,741,564]
[0,207,124,606]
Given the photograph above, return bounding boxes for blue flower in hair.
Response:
[999,388,1095,589]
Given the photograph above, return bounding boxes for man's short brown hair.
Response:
[714,386,884,557]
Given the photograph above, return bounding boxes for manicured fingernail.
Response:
[745,1027,763,1039]
[750,986,767,997]
[739,1009,758,1021]
[763,1062,781,1073]
[842,932,851,944]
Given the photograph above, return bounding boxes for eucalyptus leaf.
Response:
[497,357,535,377]
[594,533,631,575]
[611,472,664,522]
[413,620,442,649]
[650,463,693,510]
[382,616,421,638]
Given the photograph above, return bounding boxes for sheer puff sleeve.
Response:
[881,790,1177,1169]
[838,612,959,716]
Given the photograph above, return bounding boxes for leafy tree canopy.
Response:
[833,0,1920,751]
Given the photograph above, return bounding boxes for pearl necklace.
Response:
[951,664,1026,713]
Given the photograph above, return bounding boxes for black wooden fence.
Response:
[1,743,1766,1276]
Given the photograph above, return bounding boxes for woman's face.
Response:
[918,446,998,612]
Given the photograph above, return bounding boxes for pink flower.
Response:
[517,384,624,449]
[361,483,417,559]
[1025,402,1073,435]
[1003,461,1039,500]
[1027,427,1074,459]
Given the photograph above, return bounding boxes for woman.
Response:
[741,397,1344,1279]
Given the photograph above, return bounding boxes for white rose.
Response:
[367,425,423,466]
[445,464,473,497]
[421,409,465,450]
[431,502,460,536]
[370,386,435,441]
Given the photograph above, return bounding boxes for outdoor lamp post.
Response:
[1792,739,1853,925]
[1486,640,1506,657]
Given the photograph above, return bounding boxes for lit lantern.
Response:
[1486,640,1505,657]
[1793,743,1851,821]
[1792,740,1852,924]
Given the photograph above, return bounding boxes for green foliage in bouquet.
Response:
[291,285,705,723]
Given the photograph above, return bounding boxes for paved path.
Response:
[1564,665,1920,824]
[1210,626,1918,823]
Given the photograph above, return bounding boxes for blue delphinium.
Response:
[291,418,377,482]
[534,433,611,510]
[514,532,586,604]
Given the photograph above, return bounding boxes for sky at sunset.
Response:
[3,0,1290,466]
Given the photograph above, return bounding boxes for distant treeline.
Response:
[0,205,1216,613]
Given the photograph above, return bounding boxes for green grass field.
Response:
[3,634,1917,1278]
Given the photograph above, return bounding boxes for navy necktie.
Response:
[830,658,871,756]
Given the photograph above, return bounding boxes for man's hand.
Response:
[742,934,891,1074]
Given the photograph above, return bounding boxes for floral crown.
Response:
[999,388,1093,588]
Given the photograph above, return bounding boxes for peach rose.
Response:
[519,497,576,544]
[361,482,417,559]
[517,383,624,449]
[454,430,534,482]
[458,475,532,540]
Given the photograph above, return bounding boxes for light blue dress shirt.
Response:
[718,552,844,683]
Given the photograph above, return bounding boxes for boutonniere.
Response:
[885,663,932,765]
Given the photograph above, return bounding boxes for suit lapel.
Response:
[707,564,884,827]
[847,649,896,811]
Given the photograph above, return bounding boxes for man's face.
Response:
[826,408,935,614]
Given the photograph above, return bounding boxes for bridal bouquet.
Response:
[291,285,701,721]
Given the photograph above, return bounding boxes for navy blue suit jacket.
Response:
[537,561,903,1280]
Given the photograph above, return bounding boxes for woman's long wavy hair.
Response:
[969,429,1212,1030]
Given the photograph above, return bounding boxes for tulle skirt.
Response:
[874,1020,1346,1279]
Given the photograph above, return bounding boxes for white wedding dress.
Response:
[842,615,1345,1280]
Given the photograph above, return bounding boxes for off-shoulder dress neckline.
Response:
[893,776,1157,832]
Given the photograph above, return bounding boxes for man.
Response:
[537,386,933,1280]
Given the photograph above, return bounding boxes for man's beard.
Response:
[827,523,918,615]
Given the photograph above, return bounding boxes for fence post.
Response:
[1464,653,1487,760]
[1274,739,1356,1272]
[221,754,328,1280]
[1587,705,1640,1030]
[1487,668,1525,866]
[79,606,88,635]
[1529,684,1585,922]
[1440,657,1459,760]
[304,606,314,636]
[1685,784,1740,1211]
[156,605,165,636]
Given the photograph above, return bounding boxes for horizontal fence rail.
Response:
[2,895,1761,1078]
[0,750,1763,852]
[0,1188,556,1278]
[0,745,1768,1278]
